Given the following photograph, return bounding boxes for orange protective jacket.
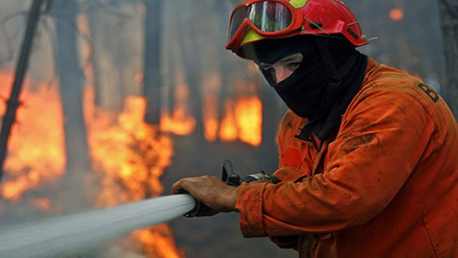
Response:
[236,57,458,257]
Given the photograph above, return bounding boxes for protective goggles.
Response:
[226,0,304,51]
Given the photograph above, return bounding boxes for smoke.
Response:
[0,0,447,257]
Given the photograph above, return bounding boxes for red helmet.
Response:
[226,0,368,55]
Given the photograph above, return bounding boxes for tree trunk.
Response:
[53,0,92,211]
[143,0,163,124]
[438,0,458,119]
[0,0,44,181]
[177,0,205,142]
[86,11,103,107]
[216,1,233,141]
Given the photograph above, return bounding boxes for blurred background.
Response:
[0,0,455,257]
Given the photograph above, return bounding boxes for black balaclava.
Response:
[240,36,368,142]
[242,36,328,120]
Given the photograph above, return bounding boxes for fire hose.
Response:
[0,160,277,257]
[0,194,196,257]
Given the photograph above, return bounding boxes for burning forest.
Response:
[0,0,452,257]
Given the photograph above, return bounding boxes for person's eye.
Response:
[287,62,301,71]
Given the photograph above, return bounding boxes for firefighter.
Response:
[172,0,458,257]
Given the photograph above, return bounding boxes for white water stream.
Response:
[0,194,195,257]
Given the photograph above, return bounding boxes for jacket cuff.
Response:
[236,182,267,237]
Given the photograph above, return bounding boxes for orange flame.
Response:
[0,71,66,203]
[234,96,262,146]
[160,75,195,135]
[84,88,181,257]
[85,90,174,204]
[203,94,219,142]
[219,100,238,142]
[217,97,262,146]
[0,68,183,257]
[132,224,184,258]
[203,67,263,146]
[78,14,183,257]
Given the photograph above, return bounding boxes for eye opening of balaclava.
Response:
[240,36,329,119]
[240,36,318,79]
[239,35,357,83]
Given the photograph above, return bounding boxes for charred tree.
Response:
[438,0,458,119]
[143,0,163,124]
[0,0,44,181]
[165,33,177,114]
[216,1,233,141]
[86,11,103,107]
[53,0,92,210]
[83,2,133,112]
[177,0,205,142]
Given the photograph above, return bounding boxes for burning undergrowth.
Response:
[0,70,182,257]
[0,60,264,257]
[85,89,181,257]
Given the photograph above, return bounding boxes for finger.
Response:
[172,176,207,195]
[171,179,187,194]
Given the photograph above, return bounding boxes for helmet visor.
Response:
[228,1,293,44]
